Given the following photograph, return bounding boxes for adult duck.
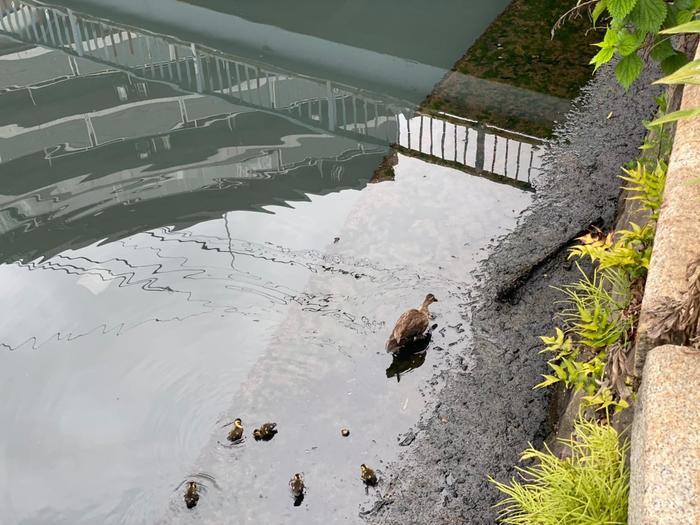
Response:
[385,294,437,354]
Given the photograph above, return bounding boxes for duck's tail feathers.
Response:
[385,337,402,354]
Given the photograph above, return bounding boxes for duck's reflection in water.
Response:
[385,324,437,382]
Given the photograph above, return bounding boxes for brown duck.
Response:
[385,294,437,353]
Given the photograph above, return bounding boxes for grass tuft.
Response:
[490,420,629,525]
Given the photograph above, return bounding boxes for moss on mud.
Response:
[424,0,600,136]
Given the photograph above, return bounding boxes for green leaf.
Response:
[630,0,668,33]
[608,0,638,19]
[535,375,560,389]
[660,20,700,34]
[649,107,700,126]
[603,27,621,46]
[661,52,691,75]
[590,46,616,70]
[650,39,676,62]
[675,10,696,25]
[617,30,642,56]
[593,0,609,24]
[655,59,700,84]
[673,0,695,10]
[550,362,567,380]
[616,53,644,89]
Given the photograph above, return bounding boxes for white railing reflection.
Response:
[0,0,544,186]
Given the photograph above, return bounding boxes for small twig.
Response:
[552,0,599,39]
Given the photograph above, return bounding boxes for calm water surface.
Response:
[0,1,552,523]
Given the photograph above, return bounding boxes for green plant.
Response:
[585,0,700,88]
[491,419,630,525]
[639,94,674,162]
[583,384,630,414]
[560,1,700,125]
[569,227,653,279]
[569,158,666,279]
[536,268,632,413]
[559,268,630,348]
[536,326,605,394]
[650,19,700,124]
[622,161,668,218]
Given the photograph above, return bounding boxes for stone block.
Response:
[629,345,700,525]
[634,44,700,376]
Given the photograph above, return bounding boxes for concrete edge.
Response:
[628,344,700,525]
[634,43,700,377]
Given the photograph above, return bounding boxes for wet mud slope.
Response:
[366,64,660,524]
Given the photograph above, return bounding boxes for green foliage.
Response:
[491,420,630,525]
[583,387,630,413]
[650,106,700,125]
[639,94,674,160]
[659,19,700,33]
[569,159,666,278]
[559,269,629,348]
[536,325,604,393]
[615,53,644,87]
[536,267,631,411]
[585,0,700,89]
[620,161,667,219]
[656,58,700,84]
[568,228,652,279]
[534,155,666,410]
[536,127,667,411]
[536,152,665,408]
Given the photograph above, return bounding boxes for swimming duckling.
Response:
[184,481,199,509]
[360,464,378,486]
[289,473,305,506]
[253,422,278,441]
[227,418,244,442]
[386,294,438,354]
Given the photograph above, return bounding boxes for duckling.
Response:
[360,464,378,486]
[184,481,199,509]
[227,418,244,442]
[386,294,438,354]
[289,473,305,506]
[253,422,278,441]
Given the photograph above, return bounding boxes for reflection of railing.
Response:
[0,0,400,141]
[0,0,544,186]
[397,113,542,185]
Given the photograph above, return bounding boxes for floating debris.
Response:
[341,428,350,437]
[399,431,416,447]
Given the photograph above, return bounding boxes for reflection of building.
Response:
[0,0,544,262]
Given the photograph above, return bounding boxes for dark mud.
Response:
[365,63,661,524]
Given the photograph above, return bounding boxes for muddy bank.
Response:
[365,64,660,524]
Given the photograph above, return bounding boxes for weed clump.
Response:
[491,420,629,525]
